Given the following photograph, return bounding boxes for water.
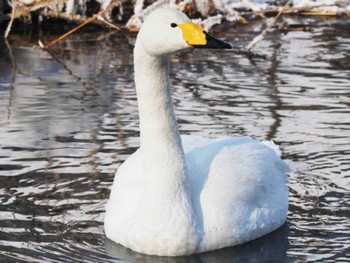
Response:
[0,17,349,262]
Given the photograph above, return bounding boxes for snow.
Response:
[13,0,350,31]
[126,0,350,30]
[20,0,36,4]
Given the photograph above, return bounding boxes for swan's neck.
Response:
[134,44,187,188]
[132,42,199,252]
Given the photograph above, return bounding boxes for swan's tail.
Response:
[262,140,282,157]
[262,140,309,174]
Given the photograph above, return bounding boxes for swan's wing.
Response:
[261,140,283,157]
[181,135,213,153]
[185,137,289,250]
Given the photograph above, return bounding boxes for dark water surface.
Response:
[0,18,349,262]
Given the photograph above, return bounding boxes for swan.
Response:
[104,7,289,257]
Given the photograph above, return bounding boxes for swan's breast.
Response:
[104,149,144,245]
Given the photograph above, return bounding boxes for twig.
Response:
[298,11,339,16]
[41,13,100,49]
[247,0,292,52]
[97,15,121,30]
[39,0,121,49]
[4,0,15,38]
[240,3,341,16]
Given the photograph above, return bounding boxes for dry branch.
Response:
[39,0,121,49]
[240,3,349,17]
[41,13,100,48]
[1,0,349,38]
[4,0,15,38]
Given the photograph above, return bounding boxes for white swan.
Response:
[104,7,289,257]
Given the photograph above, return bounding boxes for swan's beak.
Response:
[178,22,232,49]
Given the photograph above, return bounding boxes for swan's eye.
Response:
[171,23,177,28]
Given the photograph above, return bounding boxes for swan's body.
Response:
[104,7,289,257]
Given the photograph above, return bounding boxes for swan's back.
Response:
[184,136,288,250]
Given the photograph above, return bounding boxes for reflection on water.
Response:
[105,224,289,262]
[0,18,349,262]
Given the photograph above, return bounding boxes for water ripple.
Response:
[1,20,349,262]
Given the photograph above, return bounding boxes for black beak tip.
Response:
[223,42,232,49]
[207,32,232,49]
[194,31,232,50]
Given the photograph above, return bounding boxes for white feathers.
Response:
[104,8,289,256]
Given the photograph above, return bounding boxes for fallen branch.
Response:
[1,0,349,37]
[40,13,100,48]
[4,0,15,38]
[298,11,342,16]
[240,3,349,17]
[39,0,121,49]
[97,16,121,30]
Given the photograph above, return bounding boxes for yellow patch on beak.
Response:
[178,22,206,47]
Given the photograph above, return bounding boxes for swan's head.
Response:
[136,8,232,56]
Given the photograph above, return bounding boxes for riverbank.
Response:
[2,0,349,39]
